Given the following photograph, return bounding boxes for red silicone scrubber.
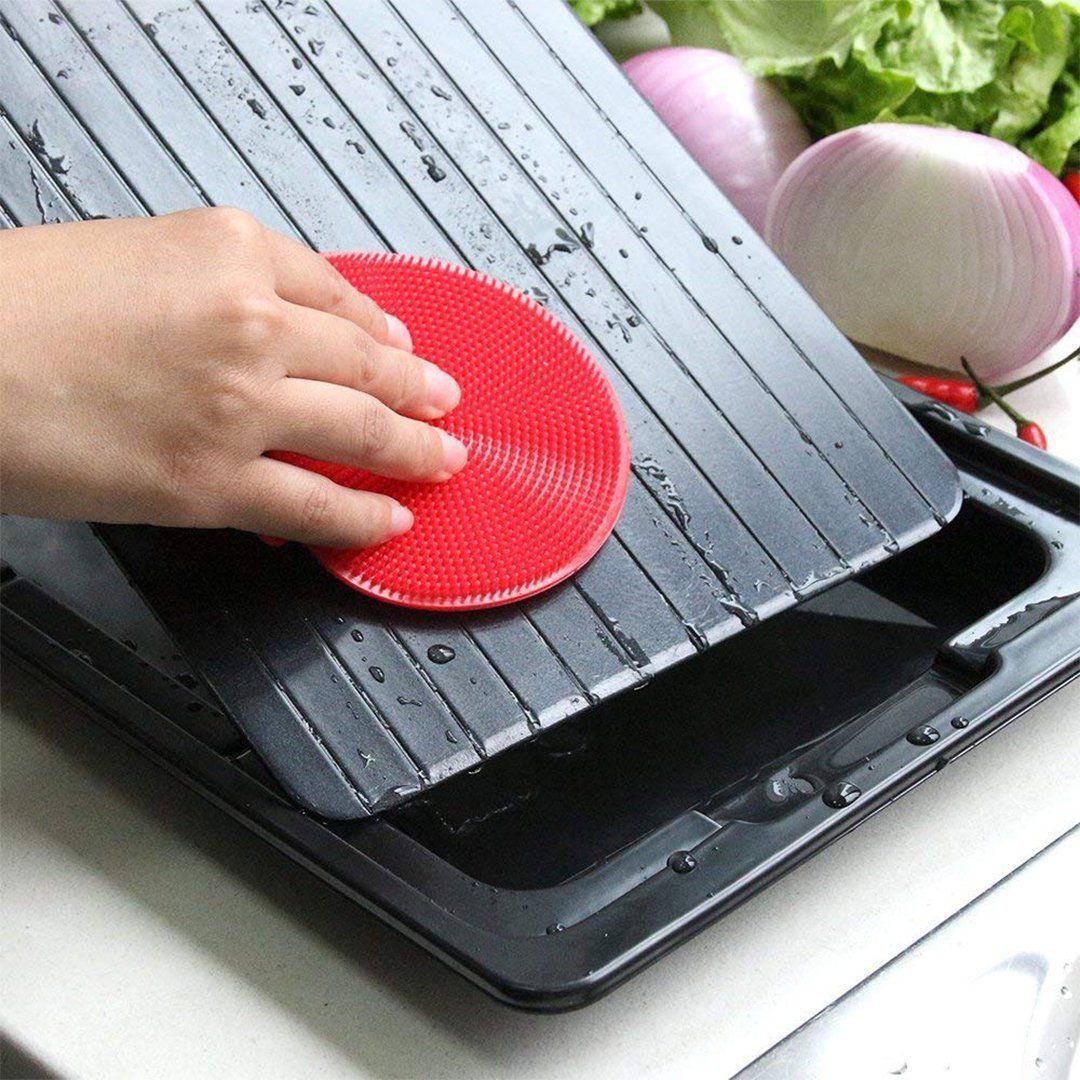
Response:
[276,252,630,611]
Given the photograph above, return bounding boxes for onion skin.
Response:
[765,125,1080,379]
[623,46,810,234]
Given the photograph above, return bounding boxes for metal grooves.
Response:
[0,0,961,818]
[508,0,960,524]
[254,1,792,602]
[239,0,770,627]
[199,0,717,684]
[436,0,925,551]
[175,0,693,683]
[328,0,828,586]
[420,0,892,560]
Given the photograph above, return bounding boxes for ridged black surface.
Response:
[0,0,961,818]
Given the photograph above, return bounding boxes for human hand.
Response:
[0,208,467,546]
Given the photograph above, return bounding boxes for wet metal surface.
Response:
[0,0,959,816]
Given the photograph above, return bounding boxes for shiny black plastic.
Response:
[3,401,1078,1008]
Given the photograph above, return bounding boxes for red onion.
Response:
[623,46,810,234]
[766,125,1080,379]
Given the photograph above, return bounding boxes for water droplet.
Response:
[421,153,445,182]
[951,716,970,729]
[769,774,814,801]
[1062,985,1072,997]
[346,138,365,155]
[322,116,336,128]
[289,83,305,95]
[701,234,718,253]
[27,120,69,175]
[633,191,642,200]
[731,235,743,245]
[525,243,549,267]
[822,781,861,808]
[431,84,451,100]
[445,729,458,744]
[398,119,423,149]
[667,850,697,874]
[907,725,940,746]
[385,55,396,66]
[308,38,324,55]
[634,455,691,531]
[369,666,385,683]
[546,922,565,935]
[350,629,364,643]
[247,98,267,119]
[427,644,455,664]
[834,440,844,449]
[618,247,628,258]
[178,673,198,689]
[291,56,303,70]
[914,401,955,422]
[396,694,422,707]
[47,11,62,23]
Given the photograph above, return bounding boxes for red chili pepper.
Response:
[1064,172,1080,205]
[898,375,980,413]
[1017,422,1047,450]
[961,358,1052,452]
[898,347,1077,420]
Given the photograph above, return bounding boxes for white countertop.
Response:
[2,342,1078,1079]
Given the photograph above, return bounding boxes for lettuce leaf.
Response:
[653,0,1080,173]
[569,0,642,26]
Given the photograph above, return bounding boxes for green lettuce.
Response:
[570,0,642,26]
[652,0,1080,173]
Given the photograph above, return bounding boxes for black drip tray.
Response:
[383,501,1044,889]
[1,403,1077,1010]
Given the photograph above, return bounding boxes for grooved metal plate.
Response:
[0,0,961,818]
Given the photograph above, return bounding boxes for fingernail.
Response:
[385,313,413,353]
[388,502,414,538]
[424,364,462,416]
[439,430,468,477]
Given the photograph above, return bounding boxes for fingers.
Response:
[281,302,460,420]
[261,229,413,351]
[269,380,468,482]
[234,457,413,547]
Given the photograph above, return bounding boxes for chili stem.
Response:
[994,345,1079,397]
[962,357,1030,426]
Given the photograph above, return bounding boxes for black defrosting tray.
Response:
[0,0,960,818]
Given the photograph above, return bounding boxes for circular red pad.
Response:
[279,253,630,611]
